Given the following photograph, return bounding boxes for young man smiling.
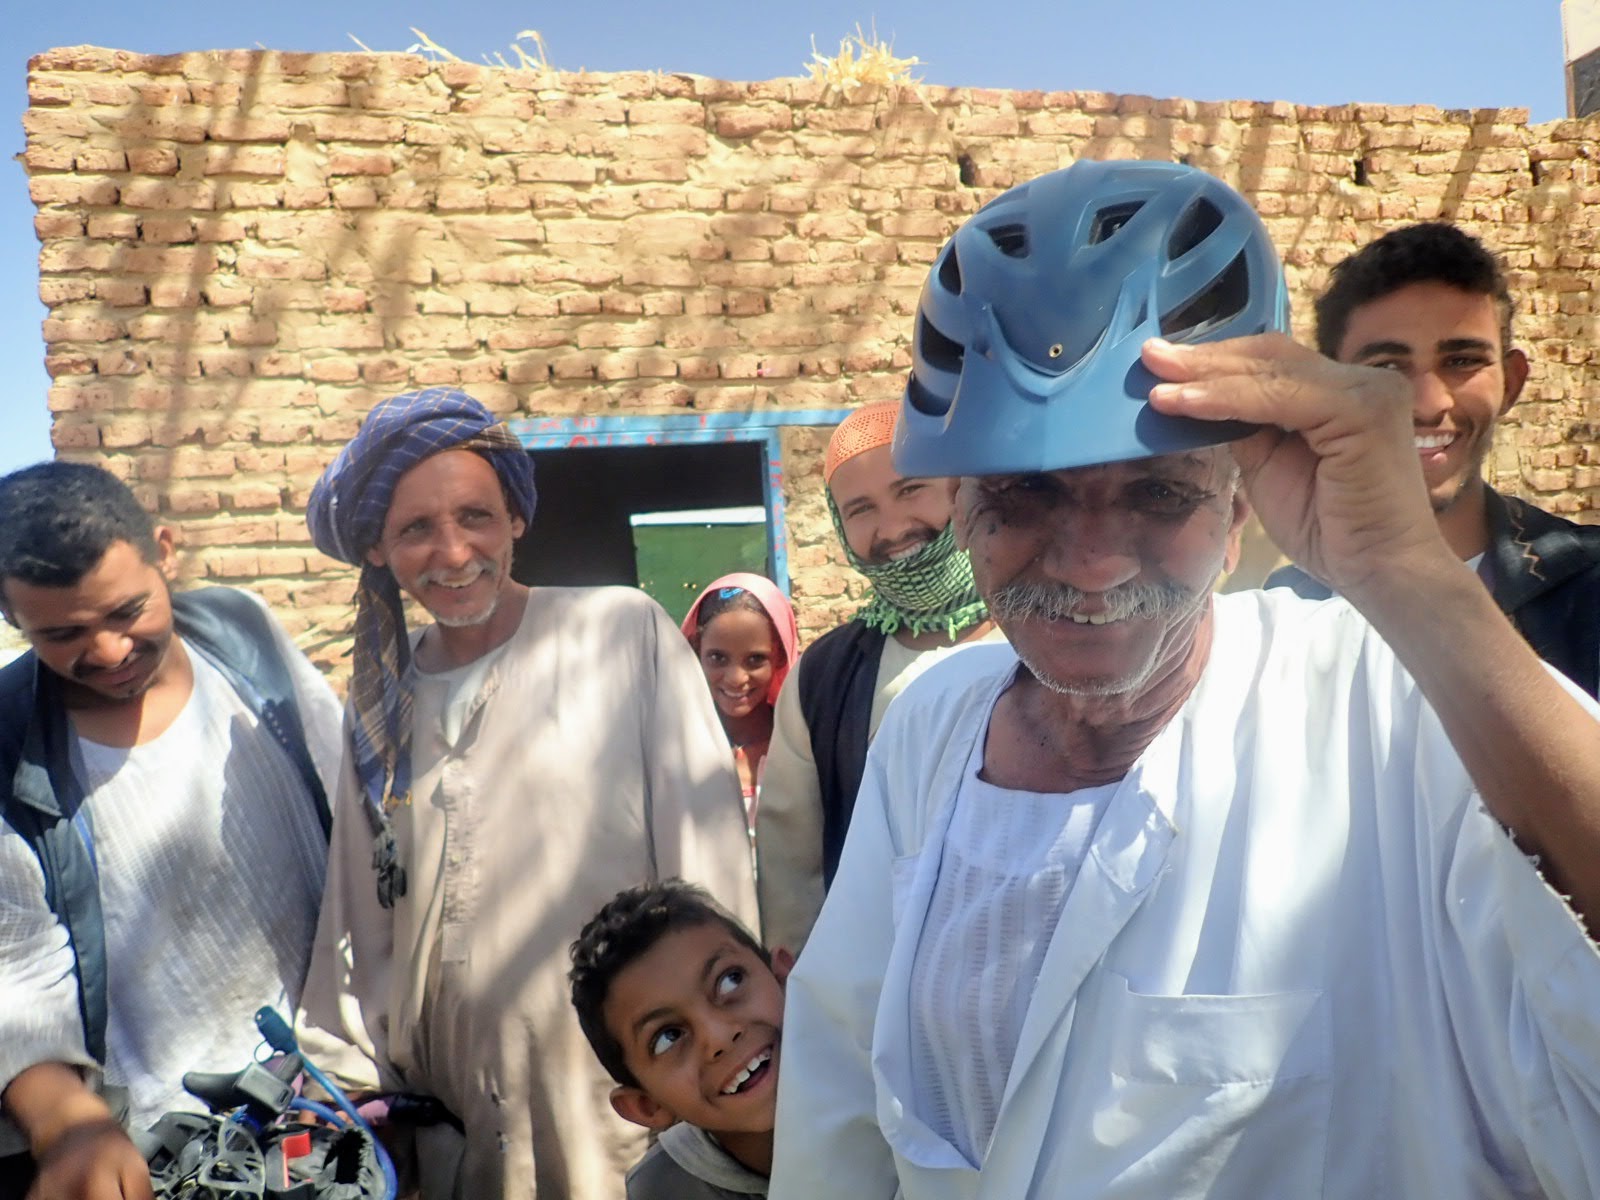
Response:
[0,461,340,1200]
[1267,222,1600,696]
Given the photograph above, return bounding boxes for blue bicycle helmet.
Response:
[894,159,1290,477]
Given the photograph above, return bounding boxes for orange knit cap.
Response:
[824,400,899,484]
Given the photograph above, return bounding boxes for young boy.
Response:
[569,881,793,1199]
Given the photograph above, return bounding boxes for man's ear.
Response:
[610,1085,676,1133]
[770,945,797,987]
[152,526,179,581]
[1500,347,1528,416]
[364,544,388,569]
[1223,482,1253,576]
[951,479,974,551]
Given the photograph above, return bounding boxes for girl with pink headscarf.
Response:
[680,572,798,826]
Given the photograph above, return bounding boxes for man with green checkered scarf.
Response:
[757,400,1003,952]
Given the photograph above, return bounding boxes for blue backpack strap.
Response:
[0,653,110,1064]
[171,588,332,838]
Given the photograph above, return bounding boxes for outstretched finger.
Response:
[1140,332,1311,385]
[1148,350,1409,437]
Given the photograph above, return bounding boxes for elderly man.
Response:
[771,161,1600,1198]
[1267,222,1600,697]
[295,388,757,1200]
[756,401,998,951]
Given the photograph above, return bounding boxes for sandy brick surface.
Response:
[22,46,1600,677]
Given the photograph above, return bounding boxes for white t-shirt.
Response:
[908,743,1114,1164]
[0,603,340,1129]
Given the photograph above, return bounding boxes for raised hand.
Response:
[1142,332,1448,598]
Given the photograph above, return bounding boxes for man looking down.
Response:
[0,462,338,1200]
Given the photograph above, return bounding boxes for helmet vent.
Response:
[918,313,965,372]
[986,223,1029,258]
[1160,252,1249,340]
[1089,202,1143,244]
[937,245,963,293]
[1167,198,1224,259]
[906,373,948,417]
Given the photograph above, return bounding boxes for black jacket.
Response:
[1264,489,1600,699]
[795,619,886,888]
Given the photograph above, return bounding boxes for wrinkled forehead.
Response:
[387,447,507,508]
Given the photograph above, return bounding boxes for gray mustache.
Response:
[987,580,1197,623]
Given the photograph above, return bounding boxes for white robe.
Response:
[772,589,1600,1200]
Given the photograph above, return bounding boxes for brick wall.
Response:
[22,46,1600,668]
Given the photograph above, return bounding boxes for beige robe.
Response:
[298,587,757,1200]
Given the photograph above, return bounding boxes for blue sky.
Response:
[1,0,1569,476]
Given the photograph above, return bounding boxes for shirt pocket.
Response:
[1085,972,1332,1197]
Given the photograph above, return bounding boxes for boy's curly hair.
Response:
[569,879,769,1088]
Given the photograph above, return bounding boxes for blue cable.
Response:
[256,1007,398,1200]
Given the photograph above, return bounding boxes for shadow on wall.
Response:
[22,48,1599,679]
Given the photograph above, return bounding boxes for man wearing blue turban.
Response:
[295,388,757,1200]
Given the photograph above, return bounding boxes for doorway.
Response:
[513,440,768,617]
